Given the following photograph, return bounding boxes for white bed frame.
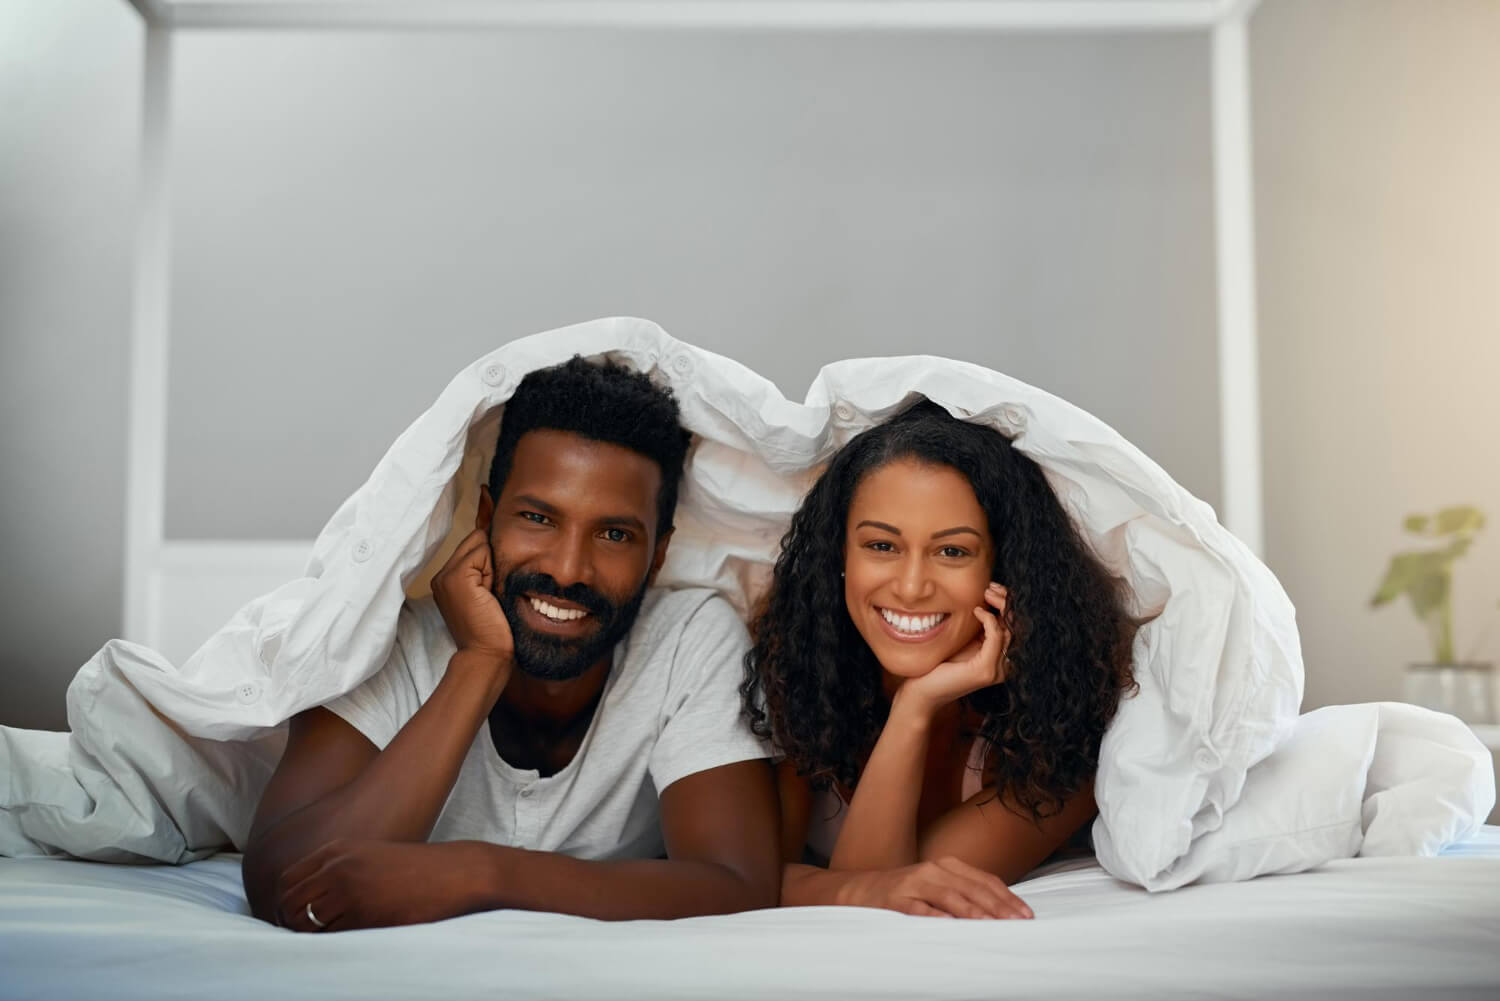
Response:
[117,0,1266,663]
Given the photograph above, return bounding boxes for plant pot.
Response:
[1402,662,1497,725]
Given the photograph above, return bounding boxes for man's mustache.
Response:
[500,570,614,621]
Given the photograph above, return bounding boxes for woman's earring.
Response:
[839,571,845,578]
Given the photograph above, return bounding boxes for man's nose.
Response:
[537,529,593,591]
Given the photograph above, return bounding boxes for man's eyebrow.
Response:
[855,520,902,535]
[512,494,560,515]
[931,526,982,540]
[599,515,648,533]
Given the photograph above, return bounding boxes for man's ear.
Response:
[646,527,674,585]
[476,486,496,533]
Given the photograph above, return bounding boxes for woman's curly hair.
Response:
[742,401,1138,821]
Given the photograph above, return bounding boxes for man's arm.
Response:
[273,757,782,929]
[241,652,504,922]
[243,525,513,923]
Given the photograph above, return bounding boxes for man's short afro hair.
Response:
[486,355,693,535]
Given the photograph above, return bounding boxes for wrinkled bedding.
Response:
[0,318,1493,890]
[3,830,1498,1001]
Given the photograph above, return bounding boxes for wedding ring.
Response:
[305,902,327,929]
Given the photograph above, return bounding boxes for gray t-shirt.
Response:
[323,587,768,861]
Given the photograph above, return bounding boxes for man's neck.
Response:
[487,654,612,776]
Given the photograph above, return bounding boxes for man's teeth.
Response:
[529,597,588,622]
[879,608,948,635]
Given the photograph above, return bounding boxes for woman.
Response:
[743,401,1138,919]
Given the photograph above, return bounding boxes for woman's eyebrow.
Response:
[855,519,901,535]
[931,526,982,540]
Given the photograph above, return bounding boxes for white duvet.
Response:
[0,317,1492,890]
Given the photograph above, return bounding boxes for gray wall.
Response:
[163,28,1218,540]
[0,0,140,729]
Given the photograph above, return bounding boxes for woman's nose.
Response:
[891,555,934,603]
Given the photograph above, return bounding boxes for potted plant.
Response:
[1370,504,1496,725]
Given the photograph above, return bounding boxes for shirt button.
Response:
[1000,404,1027,433]
[670,353,695,378]
[233,681,262,705]
[519,787,534,799]
[481,362,508,387]
[351,539,374,563]
[833,402,856,423]
[1193,748,1216,771]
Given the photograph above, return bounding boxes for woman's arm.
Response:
[825,688,933,870]
[781,858,1030,918]
[920,781,1098,885]
[829,586,1010,871]
[774,745,1031,919]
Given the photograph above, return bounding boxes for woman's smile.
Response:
[875,607,951,641]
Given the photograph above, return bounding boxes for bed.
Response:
[4,830,1498,1000]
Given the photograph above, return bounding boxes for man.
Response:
[242,357,780,930]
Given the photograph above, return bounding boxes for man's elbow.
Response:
[241,837,301,926]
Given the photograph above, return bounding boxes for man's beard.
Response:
[495,569,647,681]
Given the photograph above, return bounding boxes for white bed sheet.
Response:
[3,829,1498,1001]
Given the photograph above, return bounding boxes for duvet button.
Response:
[352,539,374,563]
[1193,748,1216,770]
[1001,404,1027,432]
[833,402,856,423]
[482,362,508,387]
[234,681,262,705]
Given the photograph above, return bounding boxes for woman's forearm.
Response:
[828,694,932,870]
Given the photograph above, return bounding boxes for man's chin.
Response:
[510,629,608,682]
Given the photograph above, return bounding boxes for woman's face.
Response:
[843,458,995,681]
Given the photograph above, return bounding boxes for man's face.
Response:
[486,429,667,681]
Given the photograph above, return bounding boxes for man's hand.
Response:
[431,528,515,671]
[277,839,480,933]
[835,856,1033,919]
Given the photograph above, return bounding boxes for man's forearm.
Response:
[244,653,502,915]
[460,840,778,920]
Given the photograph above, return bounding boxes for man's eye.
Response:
[519,511,550,525]
[601,528,631,544]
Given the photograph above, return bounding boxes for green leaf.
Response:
[1405,563,1450,621]
[1370,553,1420,606]
[1433,505,1485,537]
[1403,514,1430,534]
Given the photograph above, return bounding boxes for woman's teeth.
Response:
[529,597,588,622]
[878,608,948,635]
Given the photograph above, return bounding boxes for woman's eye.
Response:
[866,540,896,553]
[938,546,970,559]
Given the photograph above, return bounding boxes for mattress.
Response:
[4,829,1498,1001]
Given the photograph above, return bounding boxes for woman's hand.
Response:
[836,856,1032,919]
[897,583,1010,718]
[431,529,515,670]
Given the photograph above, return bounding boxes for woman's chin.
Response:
[875,650,945,681]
